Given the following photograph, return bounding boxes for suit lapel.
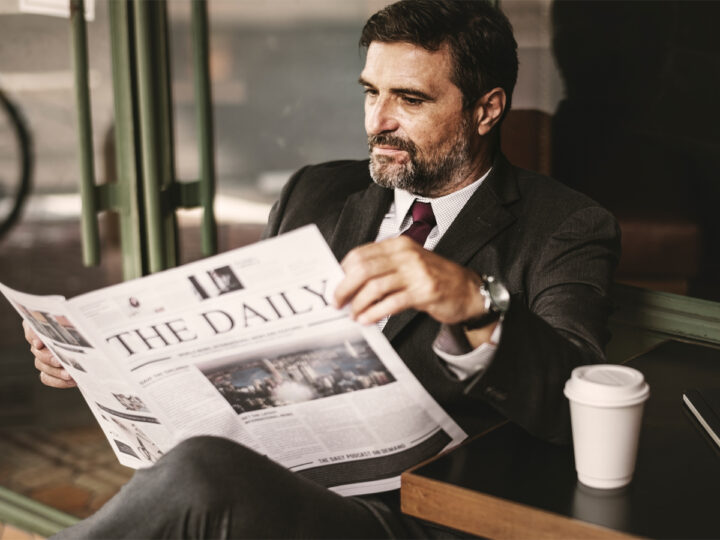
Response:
[328,182,393,262]
[433,156,519,265]
[382,155,520,342]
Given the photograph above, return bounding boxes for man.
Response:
[25,1,619,537]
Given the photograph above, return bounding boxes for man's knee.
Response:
[76,436,390,539]
[162,435,242,470]
[145,437,237,506]
[151,436,274,509]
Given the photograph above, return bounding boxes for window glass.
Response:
[1,0,718,301]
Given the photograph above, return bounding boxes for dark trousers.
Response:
[51,436,431,539]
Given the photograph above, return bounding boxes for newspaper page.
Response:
[0,286,173,467]
[1,225,466,495]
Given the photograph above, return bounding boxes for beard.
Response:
[367,115,474,197]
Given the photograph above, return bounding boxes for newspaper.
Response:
[0,225,466,496]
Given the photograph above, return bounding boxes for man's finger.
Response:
[34,355,73,381]
[23,321,41,347]
[340,237,407,269]
[31,346,61,367]
[336,237,425,306]
[356,291,410,325]
[39,371,77,389]
[23,324,46,350]
[335,257,395,308]
[349,273,404,318]
[339,236,420,274]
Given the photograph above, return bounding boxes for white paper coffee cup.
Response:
[564,364,650,489]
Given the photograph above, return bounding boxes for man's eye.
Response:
[363,88,378,97]
[402,96,423,106]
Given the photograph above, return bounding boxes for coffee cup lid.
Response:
[564,364,649,407]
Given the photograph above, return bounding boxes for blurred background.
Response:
[0,0,719,522]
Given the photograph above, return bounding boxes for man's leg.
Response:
[51,436,407,539]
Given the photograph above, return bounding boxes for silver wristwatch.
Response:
[462,275,510,330]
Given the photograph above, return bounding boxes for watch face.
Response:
[487,279,510,312]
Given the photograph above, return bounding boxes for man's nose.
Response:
[365,97,399,135]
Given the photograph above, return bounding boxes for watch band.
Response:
[462,306,502,330]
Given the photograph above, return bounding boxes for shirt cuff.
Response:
[432,321,503,381]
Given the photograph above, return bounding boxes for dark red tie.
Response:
[402,201,436,246]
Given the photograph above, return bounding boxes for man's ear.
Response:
[474,88,507,136]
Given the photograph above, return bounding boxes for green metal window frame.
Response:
[71,0,217,279]
[0,486,78,537]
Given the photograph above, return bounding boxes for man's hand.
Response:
[23,320,76,389]
[333,236,487,326]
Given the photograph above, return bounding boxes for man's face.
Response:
[360,41,478,197]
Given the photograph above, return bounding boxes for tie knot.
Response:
[410,201,436,226]
[402,201,436,246]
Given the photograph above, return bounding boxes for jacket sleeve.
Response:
[464,206,621,444]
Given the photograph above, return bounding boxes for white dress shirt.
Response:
[373,169,503,380]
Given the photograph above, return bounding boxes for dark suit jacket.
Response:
[262,154,620,444]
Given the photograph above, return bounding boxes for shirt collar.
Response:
[393,167,493,236]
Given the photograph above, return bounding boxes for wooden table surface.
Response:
[401,340,720,539]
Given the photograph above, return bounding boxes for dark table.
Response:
[401,340,720,539]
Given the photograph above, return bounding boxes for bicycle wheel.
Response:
[0,88,33,239]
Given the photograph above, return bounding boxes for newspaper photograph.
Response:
[0,225,467,496]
